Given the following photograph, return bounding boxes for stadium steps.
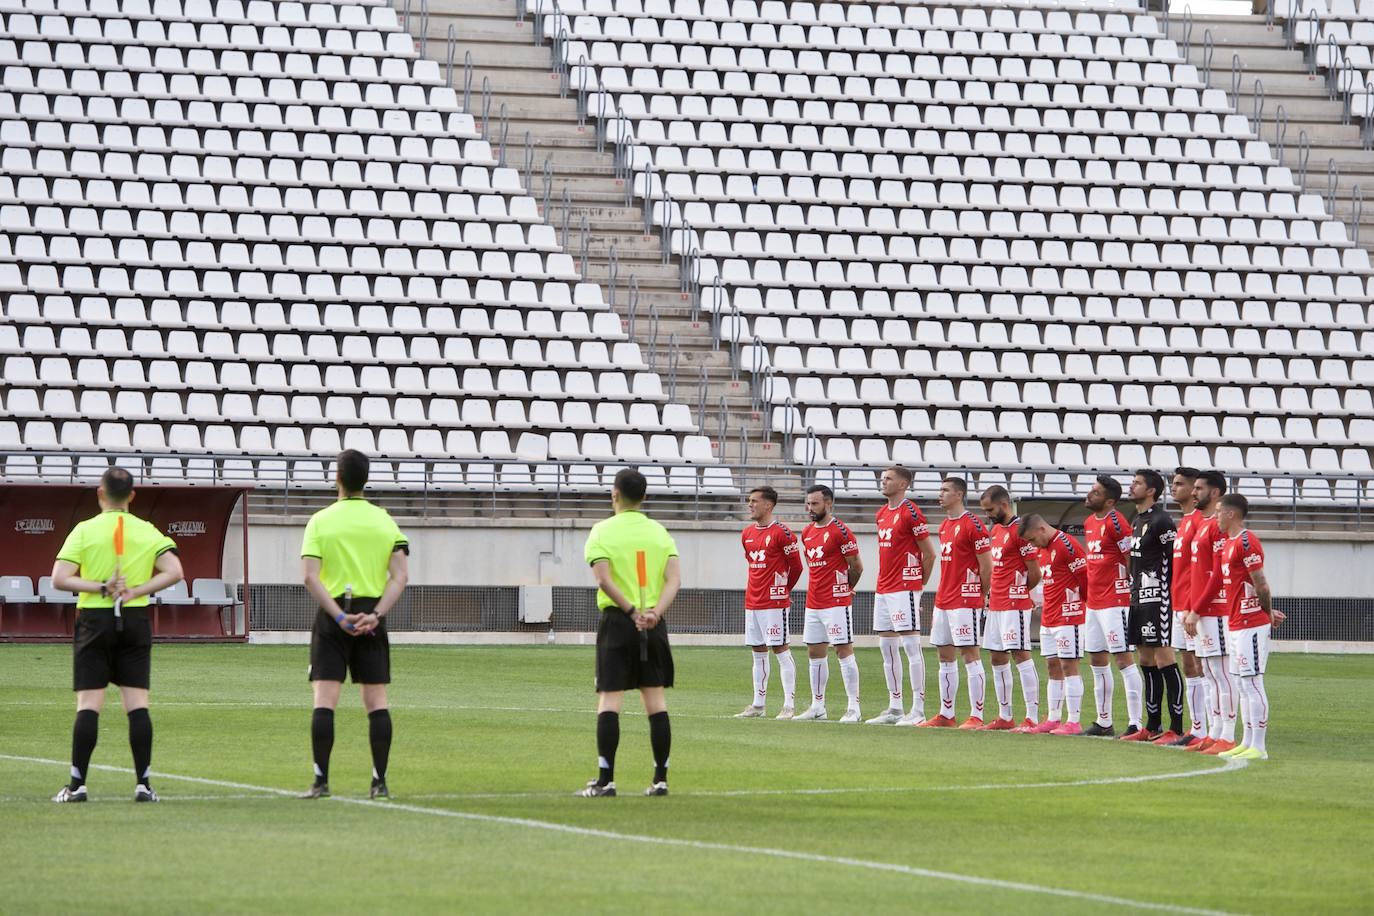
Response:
[1175,12,1374,249]
[416,0,785,470]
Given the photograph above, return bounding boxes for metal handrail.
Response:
[497,102,509,168]
[1327,157,1340,215]
[1202,29,1214,86]
[461,50,473,111]
[445,25,456,89]
[1297,129,1310,190]
[1231,54,1244,110]
[1274,104,1288,162]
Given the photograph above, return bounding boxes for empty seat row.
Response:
[0,417,717,463]
[0,453,741,494]
[761,375,1374,419]
[8,0,393,28]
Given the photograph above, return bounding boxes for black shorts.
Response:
[73,609,152,691]
[595,609,674,692]
[309,598,390,684]
[1128,602,1170,648]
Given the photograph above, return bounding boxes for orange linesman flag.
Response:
[113,514,125,559]
[636,550,648,588]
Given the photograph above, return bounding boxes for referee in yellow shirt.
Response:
[577,469,682,798]
[50,467,184,803]
[299,450,410,800]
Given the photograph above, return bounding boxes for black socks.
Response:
[1161,663,1185,734]
[70,709,99,789]
[311,707,334,784]
[1142,665,1163,732]
[596,711,619,785]
[127,708,153,787]
[368,709,392,782]
[649,711,671,785]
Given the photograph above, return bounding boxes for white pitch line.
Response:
[390,756,1248,800]
[1,753,1240,915]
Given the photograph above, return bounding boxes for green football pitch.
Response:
[0,644,1368,914]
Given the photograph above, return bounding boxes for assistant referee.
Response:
[577,468,682,798]
[299,449,410,800]
[50,466,184,803]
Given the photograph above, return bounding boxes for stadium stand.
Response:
[1284,0,1374,120]
[0,0,727,495]
[545,0,1374,501]
[2,0,1374,512]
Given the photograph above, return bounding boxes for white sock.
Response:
[965,661,987,721]
[808,656,828,707]
[777,650,797,708]
[751,652,769,707]
[901,635,925,718]
[839,654,860,707]
[1238,680,1253,748]
[1185,675,1207,738]
[1243,674,1269,752]
[938,660,959,719]
[1046,678,1064,722]
[1091,664,1114,726]
[1200,667,1218,739]
[1206,657,1238,743]
[1120,662,1143,727]
[1065,675,1084,724]
[992,663,1013,720]
[1017,659,1040,722]
[879,636,902,710]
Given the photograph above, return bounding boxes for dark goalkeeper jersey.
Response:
[1129,504,1175,613]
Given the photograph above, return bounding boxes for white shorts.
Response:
[931,607,982,648]
[1170,610,1196,651]
[744,608,789,647]
[1228,624,1270,676]
[981,609,1032,651]
[873,591,921,633]
[1194,616,1229,659]
[1084,606,1130,654]
[1044,624,1084,659]
[804,606,853,646]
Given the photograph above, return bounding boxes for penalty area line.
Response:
[1,752,1238,915]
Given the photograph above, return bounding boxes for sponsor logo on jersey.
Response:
[960,568,981,598]
[902,551,920,580]
[15,518,54,535]
[877,526,893,542]
[769,571,789,600]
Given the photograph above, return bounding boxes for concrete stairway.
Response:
[407,0,786,476]
[1166,12,1374,250]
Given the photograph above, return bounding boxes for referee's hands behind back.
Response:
[633,608,660,631]
[351,612,382,636]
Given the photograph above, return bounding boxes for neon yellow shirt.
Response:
[301,498,409,598]
[584,510,679,611]
[56,510,177,610]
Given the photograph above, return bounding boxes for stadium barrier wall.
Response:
[228,516,1374,599]
[241,583,1374,647]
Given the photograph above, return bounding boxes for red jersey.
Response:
[1190,513,1228,617]
[1171,508,1201,613]
[741,520,802,611]
[874,498,931,594]
[934,511,991,610]
[1083,510,1132,610]
[1038,530,1088,627]
[989,518,1037,611]
[1220,529,1269,631]
[802,517,859,609]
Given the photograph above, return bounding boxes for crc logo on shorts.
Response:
[14,518,54,535]
[1139,621,1157,639]
[1201,633,1215,649]
[828,622,844,637]
[955,624,973,638]
[892,610,910,626]
[1001,626,1018,644]
[168,521,207,537]
[1055,633,1072,652]
[766,624,782,638]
